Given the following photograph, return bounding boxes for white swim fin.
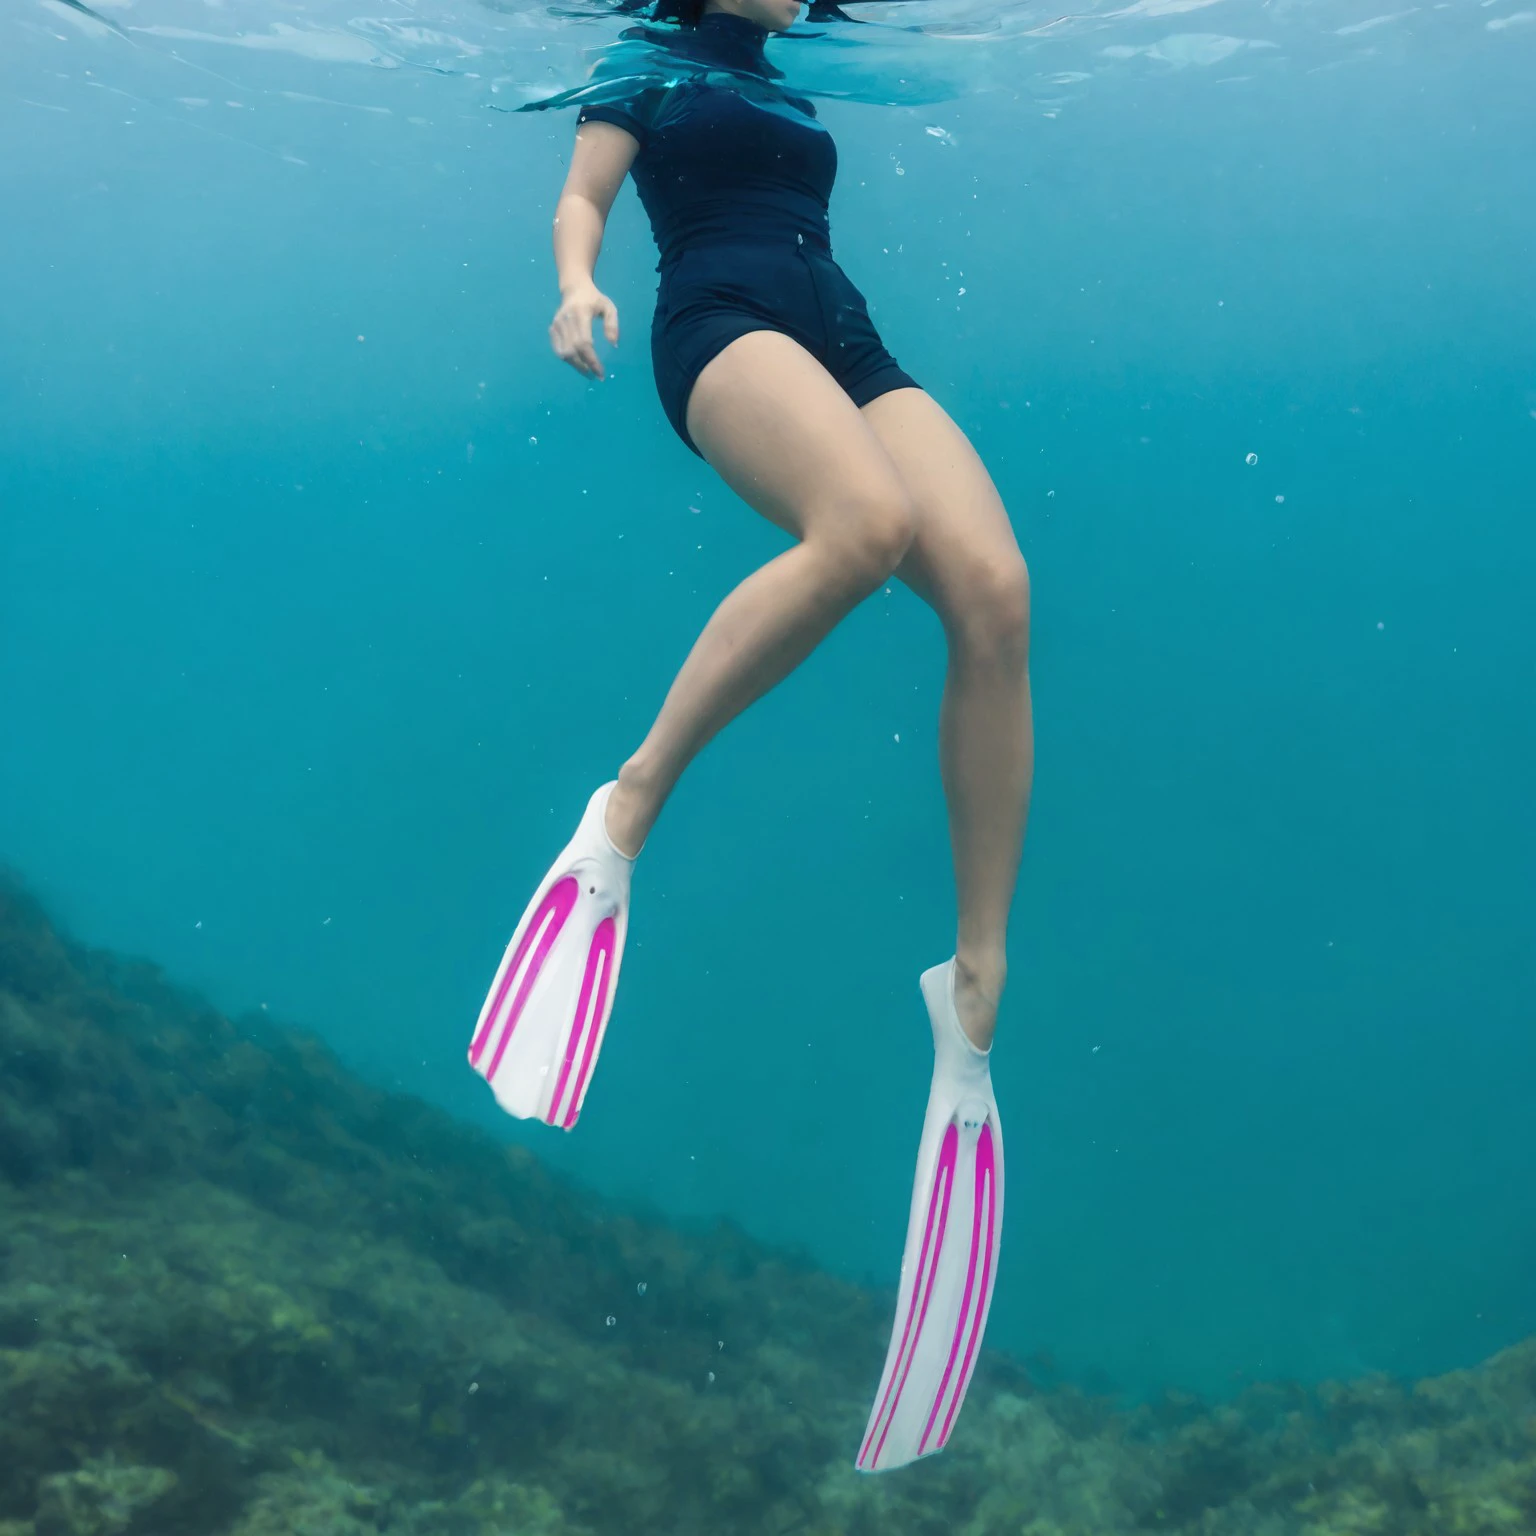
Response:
[857,958,1004,1472]
[467,783,633,1129]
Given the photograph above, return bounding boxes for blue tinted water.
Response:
[2,0,1533,1401]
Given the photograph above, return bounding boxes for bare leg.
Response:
[604,330,918,856]
[861,389,1033,1050]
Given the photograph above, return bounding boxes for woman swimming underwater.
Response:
[467,0,1033,1471]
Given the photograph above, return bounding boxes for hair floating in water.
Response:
[550,0,900,24]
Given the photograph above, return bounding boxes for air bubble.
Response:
[1275,495,1285,504]
[1245,452,1258,466]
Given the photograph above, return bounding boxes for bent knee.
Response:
[817,490,919,590]
[954,553,1030,656]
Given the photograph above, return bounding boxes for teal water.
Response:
[3,0,1534,1406]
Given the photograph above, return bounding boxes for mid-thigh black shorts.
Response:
[650,237,921,458]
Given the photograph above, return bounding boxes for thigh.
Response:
[858,387,1024,615]
[686,329,910,540]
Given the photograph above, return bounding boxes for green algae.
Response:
[1,880,1533,1535]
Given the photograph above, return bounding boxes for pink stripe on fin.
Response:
[858,1142,945,1469]
[920,1120,998,1455]
[547,915,616,1129]
[471,876,579,1077]
[858,1122,959,1471]
[558,921,616,1130]
[935,1124,998,1450]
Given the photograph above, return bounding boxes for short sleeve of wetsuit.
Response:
[576,86,673,152]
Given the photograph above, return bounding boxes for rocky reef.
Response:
[1,880,1533,1535]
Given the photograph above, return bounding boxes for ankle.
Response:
[604,759,662,858]
[951,951,1005,1052]
[954,949,1007,1006]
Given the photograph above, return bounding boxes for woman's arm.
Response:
[549,121,641,381]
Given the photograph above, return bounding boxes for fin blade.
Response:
[476,897,605,1123]
[858,1123,958,1470]
[546,913,622,1129]
[469,784,632,1129]
[468,874,580,1077]
[920,1119,1000,1455]
[858,1111,1003,1472]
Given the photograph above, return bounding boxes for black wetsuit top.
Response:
[578,12,836,263]
[577,13,918,454]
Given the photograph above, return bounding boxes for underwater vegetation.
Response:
[1,878,1533,1535]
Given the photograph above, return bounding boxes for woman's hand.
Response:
[550,282,620,380]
